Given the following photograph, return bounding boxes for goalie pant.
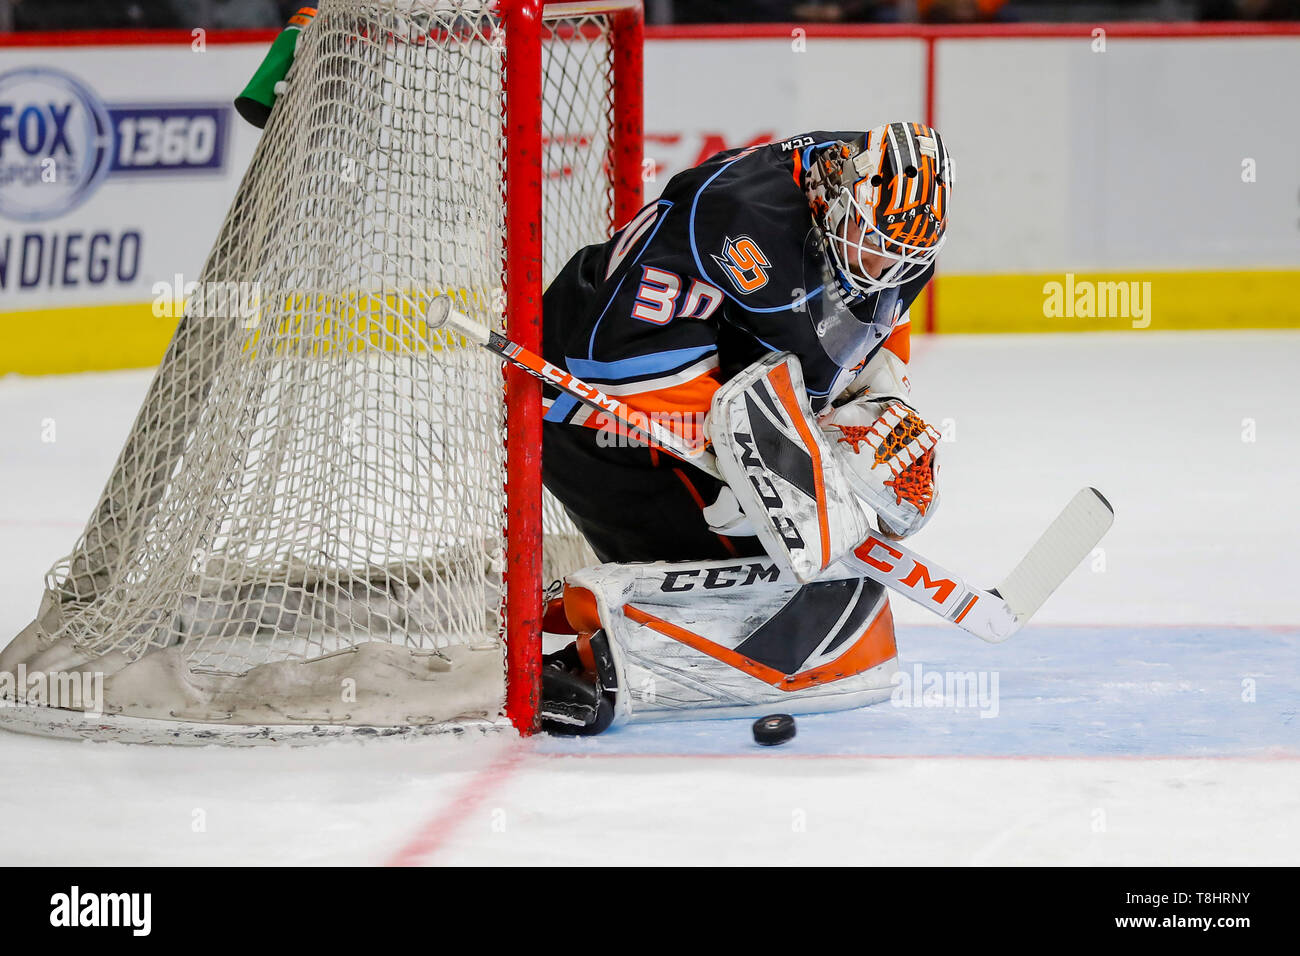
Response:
[559,555,899,725]
[543,418,750,563]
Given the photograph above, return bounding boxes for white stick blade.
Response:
[426,297,491,346]
[995,487,1114,622]
[425,295,452,329]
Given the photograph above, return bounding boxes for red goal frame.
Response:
[501,0,644,734]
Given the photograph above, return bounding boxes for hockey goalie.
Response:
[539,123,953,734]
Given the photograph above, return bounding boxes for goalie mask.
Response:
[804,123,953,297]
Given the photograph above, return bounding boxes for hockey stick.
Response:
[425,297,1113,643]
[839,487,1113,642]
[425,296,721,475]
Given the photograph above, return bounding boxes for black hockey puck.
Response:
[752,713,796,747]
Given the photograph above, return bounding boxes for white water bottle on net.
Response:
[0,0,644,743]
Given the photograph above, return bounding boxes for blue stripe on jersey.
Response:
[544,393,580,423]
[687,159,823,314]
[622,200,673,271]
[585,272,629,361]
[748,331,783,354]
[799,140,839,170]
[587,200,673,361]
[566,344,717,384]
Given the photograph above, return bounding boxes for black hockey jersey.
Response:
[540,131,932,442]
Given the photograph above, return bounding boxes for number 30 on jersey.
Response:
[632,266,725,325]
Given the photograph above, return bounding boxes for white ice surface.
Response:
[0,331,1296,865]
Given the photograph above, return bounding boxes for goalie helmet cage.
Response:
[0,0,644,743]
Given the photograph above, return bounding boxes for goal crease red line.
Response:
[385,743,533,866]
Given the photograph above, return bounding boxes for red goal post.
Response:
[503,0,644,733]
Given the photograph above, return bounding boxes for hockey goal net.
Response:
[0,0,643,742]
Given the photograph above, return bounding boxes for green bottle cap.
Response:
[234,7,317,129]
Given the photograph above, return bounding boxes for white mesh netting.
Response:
[0,0,618,738]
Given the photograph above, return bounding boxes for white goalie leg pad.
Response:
[563,557,899,725]
[707,352,873,583]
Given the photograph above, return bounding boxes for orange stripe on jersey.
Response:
[578,367,721,444]
[884,322,911,364]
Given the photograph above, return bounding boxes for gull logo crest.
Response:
[712,235,770,294]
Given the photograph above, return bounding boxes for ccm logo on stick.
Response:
[540,362,622,414]
[854,536,958,605]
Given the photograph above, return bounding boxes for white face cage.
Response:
[822,188,948,297]
[812,123,952,299]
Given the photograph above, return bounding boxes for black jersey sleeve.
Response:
[683,135,863,400]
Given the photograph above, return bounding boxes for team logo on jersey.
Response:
[712,235,770,294]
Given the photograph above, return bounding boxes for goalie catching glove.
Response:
[818,341,941,540]
[819,395,940,540]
